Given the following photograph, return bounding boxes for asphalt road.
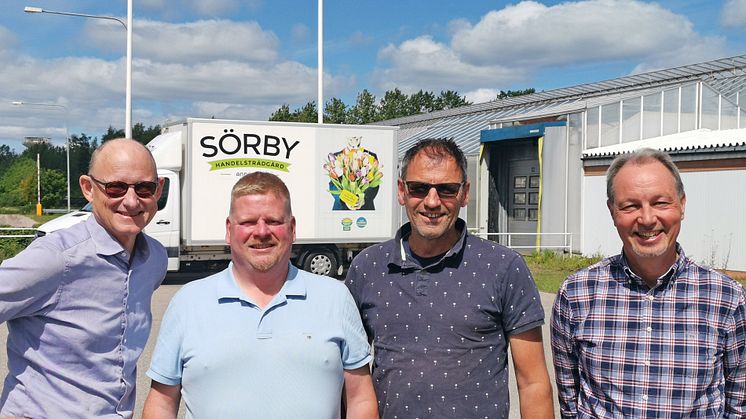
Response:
[0,272,560,418]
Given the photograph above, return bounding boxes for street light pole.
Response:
[24,5,133,139]
[12,101,71,212]
[317,0,324,124]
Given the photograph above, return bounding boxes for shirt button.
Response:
[643,360,650,366]
[642,395,648,401]
[646,326,652,333]
[647,295,654,301]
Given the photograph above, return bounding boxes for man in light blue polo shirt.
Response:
[142,172,376,419]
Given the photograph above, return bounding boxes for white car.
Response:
[35,203,92,238]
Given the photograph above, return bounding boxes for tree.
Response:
[269,104,293,122]
[101,126,122,142]
[408,90,436,114]
[497,88,536,99]
[269,102,317,122]
[21,142,66,174]
[295,101,318,123]
[267,88,472,125]
[69,133,96,205]
[100,124,161,145]
[0,145,17,178]
[40,168,67,208]
[132,123,161,144]
[348,89,379,124]
[435,90,471,110]
[324,98,348,124]
[379,88,409,121]
[0,158,35,207]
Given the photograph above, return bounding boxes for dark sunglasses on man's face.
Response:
[88,175,158,198]
[405,181,463,199]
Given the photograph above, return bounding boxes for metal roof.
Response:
[582,127,746,158]
[380,54,746,128]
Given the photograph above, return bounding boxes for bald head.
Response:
[89,138,157,179]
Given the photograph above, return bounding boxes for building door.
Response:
[507,159,539,249]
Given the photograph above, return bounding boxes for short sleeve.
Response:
[500,254,544,336]
[339,285,372,370]
[146,292,187,385]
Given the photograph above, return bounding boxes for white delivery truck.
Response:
[36,118,399,276]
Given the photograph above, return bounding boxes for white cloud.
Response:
[374,0,726,94]
[722,0,746,27]
[189,0,241,16]
[374,36,522,93]
[0,14,354,145]
[452,0,723,67]
[86,19,279,64]
[463,88,499,104]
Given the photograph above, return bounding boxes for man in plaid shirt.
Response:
[551,148,746,418]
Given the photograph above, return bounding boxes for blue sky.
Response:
[1,0,745,150]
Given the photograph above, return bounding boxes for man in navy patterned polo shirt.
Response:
[346,138,553,418]
[551,148,746,417]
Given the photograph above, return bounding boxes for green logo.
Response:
[209,158,290,172]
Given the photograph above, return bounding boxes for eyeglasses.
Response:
[88,175,158,198]
[404,181,464,199]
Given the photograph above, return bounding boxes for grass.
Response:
[527,250,746,293]
[526,251,603,294]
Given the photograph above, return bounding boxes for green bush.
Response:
[526,250,604,294]
[525,250,603,271]
[0,234,34,262]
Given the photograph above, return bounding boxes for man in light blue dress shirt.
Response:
[142,172,377,419]
[0,138,168,418]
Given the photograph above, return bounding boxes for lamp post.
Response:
[24,2,133,139]
[12,101,71,212]
[317,0,323,124]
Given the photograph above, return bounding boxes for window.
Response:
[680,84,697,132]
[600,102,620,146]
[701,85,719,130]
[642,92,661,139]
[586,107,599,149]
[157,178,170,211]
[722,97,738,130]
[622,97,641,143]
[662,88,679,135]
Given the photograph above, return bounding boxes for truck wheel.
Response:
[302,250,338,277]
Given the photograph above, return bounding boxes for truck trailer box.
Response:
[147,118,399,274]
[153,118,399,244]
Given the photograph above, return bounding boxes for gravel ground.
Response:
[0,214,37,228]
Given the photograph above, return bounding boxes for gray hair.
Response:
[606,148,684,203]
[400,138,467,182]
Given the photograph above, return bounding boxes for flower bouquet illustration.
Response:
[323,136,383,211]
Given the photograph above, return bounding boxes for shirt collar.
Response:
[616,242,687,286]
[85,214,151,261]
[393,218,468,269]
[215,262,307,303]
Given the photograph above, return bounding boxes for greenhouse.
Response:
[380,54,746,273]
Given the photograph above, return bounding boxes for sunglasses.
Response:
[404,181,464,199]
[89,175,158,198]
